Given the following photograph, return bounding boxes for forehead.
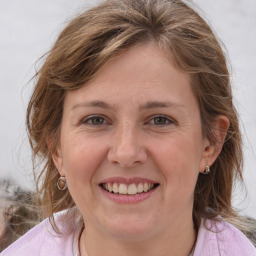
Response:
[64,43,195,110]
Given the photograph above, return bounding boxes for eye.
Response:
[148,116,174,126]
[82,116,107,126]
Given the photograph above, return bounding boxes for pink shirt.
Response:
[1,211,255,255]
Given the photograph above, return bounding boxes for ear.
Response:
[199,115,230,173]
[46,137,65,176]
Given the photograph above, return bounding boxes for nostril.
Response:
[107,147,148,168]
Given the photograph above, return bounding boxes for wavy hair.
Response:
[27,0,247,234]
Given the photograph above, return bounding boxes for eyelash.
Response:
[81,115,109,126]
[80,115,175,127]
[147,115,175,126]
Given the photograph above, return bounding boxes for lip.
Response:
[99,176,159,204]
[99,176,158,185]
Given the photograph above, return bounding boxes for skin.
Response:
[53,43,228,256]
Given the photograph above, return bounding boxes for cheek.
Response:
[61,137,108,214]
[154,142,200,213]
[153,137,201,192]
[61,137,105,187]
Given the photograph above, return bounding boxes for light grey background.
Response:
[0,0,255,218]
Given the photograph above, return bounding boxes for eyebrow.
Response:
[139,101,185,110]
[71,100,185,111]
[72,100,112,110]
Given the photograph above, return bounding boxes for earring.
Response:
[202,165,210,175]
[57,176,67,190]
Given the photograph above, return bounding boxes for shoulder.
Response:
[194,218,256,256]
[1,209,81,256]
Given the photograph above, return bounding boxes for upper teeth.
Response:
[102,183,154,195]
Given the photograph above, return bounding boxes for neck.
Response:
[79,218,196,256]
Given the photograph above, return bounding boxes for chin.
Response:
[102,216,156,241]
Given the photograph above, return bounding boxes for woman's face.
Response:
[54,43,213,241]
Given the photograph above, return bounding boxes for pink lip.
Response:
[99,177,159,204]
[99,176,158,185]
[100,186,158,204]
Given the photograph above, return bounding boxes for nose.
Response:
[107,123,147,168]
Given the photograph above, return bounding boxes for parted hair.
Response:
[27,0,244,233]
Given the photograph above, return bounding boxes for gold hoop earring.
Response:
[202,165,210,175]
[57,176,67,190]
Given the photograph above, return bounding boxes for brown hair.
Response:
[27,0,243,233]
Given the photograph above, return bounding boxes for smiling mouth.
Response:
[100,182,159,195]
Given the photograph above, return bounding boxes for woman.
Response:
[1,0,256,255]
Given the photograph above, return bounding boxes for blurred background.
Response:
[0,0,255,218]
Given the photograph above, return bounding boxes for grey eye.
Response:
[83,116,106,125]
[90,117,105,125]
[152,116,170,125]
